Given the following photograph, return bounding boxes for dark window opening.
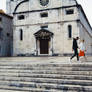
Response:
[68,25,72,38]
[20,29,23,41]
[66,9,74,15]
[0,46,1,53]
[0,17,2,21]
[7,33,10,37]
[41,25,48,29]
[18,15,25,20]
[40,12,48,17]
[0,28,2,39]
[0,31,2,39]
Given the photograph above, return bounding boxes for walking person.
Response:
[79,39,87,61]
[70,37,80,62]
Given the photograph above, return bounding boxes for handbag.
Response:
[79,50,85,56]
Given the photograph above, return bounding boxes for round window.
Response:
[40,0,49,6]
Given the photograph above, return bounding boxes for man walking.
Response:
[70,37,79,61]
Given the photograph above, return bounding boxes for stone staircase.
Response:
[0,61,92,92]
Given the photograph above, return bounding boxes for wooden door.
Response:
[40,39,49,54]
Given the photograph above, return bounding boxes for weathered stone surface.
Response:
[6,0,92,56]
[0,12,13,56]
[0,57,92,91]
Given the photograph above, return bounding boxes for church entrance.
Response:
[34,29,54,55]
[40,39,49,54]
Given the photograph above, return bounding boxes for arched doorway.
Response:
[34,29,54,55]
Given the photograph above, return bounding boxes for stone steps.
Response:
[0,77,92,86]
[0,90,25,92]
[0,80,92,91]
[0,85,62,92]
[0,70,92,76]
[0,67,92,71]
[0,86,80,92]
[0,64,92,71]
[0,62,92,91]
[0,89,77,92]
[0,63,92,66]
[0,73,92,80]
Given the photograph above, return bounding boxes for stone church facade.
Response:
[6,0,92,56]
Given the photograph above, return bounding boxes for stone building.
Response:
[6,0,92,56]
[0,10,13,56]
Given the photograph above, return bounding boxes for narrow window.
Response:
[20,29,23,41]
[41,25,48,29]
[0,46,1,53]
[68,25,72,38]
[0,31,2,39]
[66,9,74,15]
[18,15,25,20]
[0,17,2,21]
[0,28,2,39]
[40,12,48,17]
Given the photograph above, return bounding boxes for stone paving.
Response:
[0,56,91,64]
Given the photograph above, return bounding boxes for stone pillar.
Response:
[51,36,54,55]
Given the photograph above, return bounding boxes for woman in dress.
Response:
[79,39,87,61]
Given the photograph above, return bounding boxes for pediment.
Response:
[34,29,54,39]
